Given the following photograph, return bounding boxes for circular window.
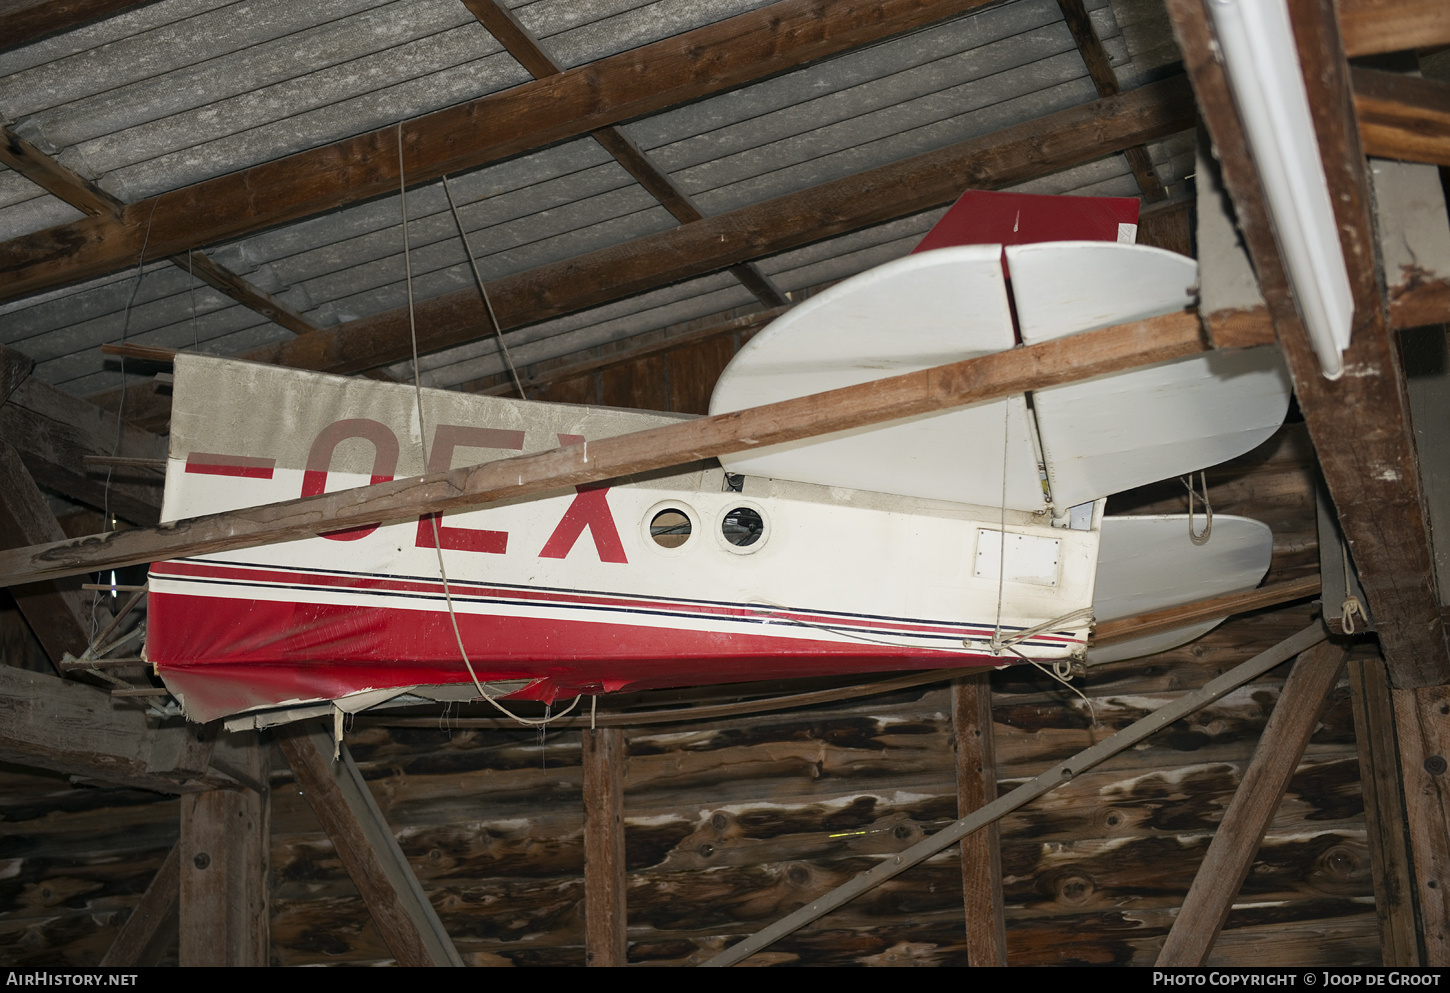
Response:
[649,508,693,548]
[721,507,764,547]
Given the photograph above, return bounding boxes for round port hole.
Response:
[649,508,692,548]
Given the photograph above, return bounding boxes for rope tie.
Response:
[1183,471,1213,545]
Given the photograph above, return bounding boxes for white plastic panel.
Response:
[974,529,1062,587]
[710,245,1045,510]
[1088,514,1274,664]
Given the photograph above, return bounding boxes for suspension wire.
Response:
[441,173,527,399]
[96,198,161,637]
[398,124,580,728]
[990,397,1010,651]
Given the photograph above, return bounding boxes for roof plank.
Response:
[0,0,1001,304]
[236,76,1197,375]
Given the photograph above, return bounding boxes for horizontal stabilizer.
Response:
[711,241,1291,512]
[710,245,1045,511]
[1089,514,1274,664]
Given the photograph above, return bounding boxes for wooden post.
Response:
[582,727,628,966]
[1156,639,1349,965]
[276,723,463,967]
[1347,655,1422,965]
[179,732,269,967]
[953,675,1007,966]
[1392,684,1450,964]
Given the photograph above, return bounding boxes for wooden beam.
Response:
[179,732,269,967]
[472,307,786,396]
[1392,683,1450,964]
[1338,0,1450,57]
[170,249,319,337]
[702,623,1329,966]
[0,310,1208,587]
[582,728,628,967]
[1353,68,1450,169]
[0,126,120,221]
[1055,0,1167,201]
[0,0,1002,303]
[465,0,786,309]
[1391,279,1450,332]
[0,344,32,406]
[100,840,180,967]
[2,369,166,525]
[0,0,162,54]
[952,675,1007,966]
[236,77,1196,376]
[1347,655,1422,966]
[0,439,92,666]
[1166,0,1450,687]
[1156,639,1348,965]
[1,126,320,334]
[276,724,463,967]
[1093,575,1322,646]
[0,662,225,791]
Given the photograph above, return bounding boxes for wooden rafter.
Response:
[0,310,1208,587]
[1347,655,1422,965]
[0,0,161,55]
[0,0,1431,314]
[1392,684,1450,963]
[75,67,1441,395]
[464,0,787,309]
[1,126,321,336]
[225,77,1196,376]
[1165,0,1450,688]
[1054,0,1167,201]
[0,0,1002,304]
[472,306,788,396]
[0,662,226,792]
[179,733,269,967]
[99,841,180,967]
[0,439,94,667]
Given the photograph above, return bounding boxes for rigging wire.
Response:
[397,124,580,729]
[96,198,161,637]
[441,173,527,399]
